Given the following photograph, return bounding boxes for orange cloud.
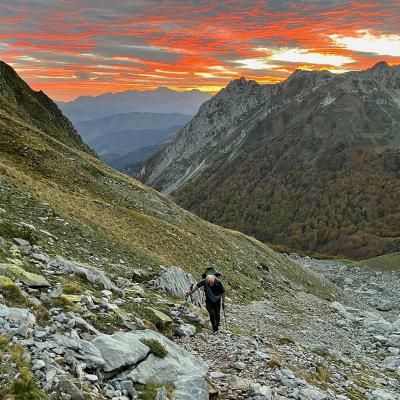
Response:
[0,0,398,100]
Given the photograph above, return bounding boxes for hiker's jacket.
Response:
[196,278,225,303]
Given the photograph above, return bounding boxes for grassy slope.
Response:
[0,63,338,305]
[352,252,400,270]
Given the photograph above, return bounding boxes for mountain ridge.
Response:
[142,61,400,259]
[57,87,212,122]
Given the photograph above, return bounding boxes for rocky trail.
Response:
[177,255,400,400]
[1,227,400,400]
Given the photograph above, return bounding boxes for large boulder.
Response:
[127,330,208,384]
[92,332,150,373]
[153,266,202,306]
[0,305,36,326]
[0,263,50,287]
[48,258,119,292]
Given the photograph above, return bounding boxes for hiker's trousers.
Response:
[206,298,221,332]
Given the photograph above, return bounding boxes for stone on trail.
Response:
[370,389,396,400]
[91,332,150,372]
[48,258,119,292]
[386,334,400,348]
[175,323,196,337]
[152,266,202,306]
[127,329,208,384]
[0,263,50,287]
[55,377,85,400]
[381,355,400,371]
[173,375,209,400]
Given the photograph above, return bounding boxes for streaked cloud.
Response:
[0,0,398,100]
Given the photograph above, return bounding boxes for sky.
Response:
[1,0,399,101]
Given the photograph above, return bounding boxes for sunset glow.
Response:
[1,1,399,101]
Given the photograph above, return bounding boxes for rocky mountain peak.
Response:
[0,60,94,155]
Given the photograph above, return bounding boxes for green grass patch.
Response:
[32,305,51,326]
[1,282,30,307]
[352,252,400,270]
[0,222,38,245]
[0,344,49,400]
[140,338,168,358]
[0,335,9,350]
[63,281,84,294]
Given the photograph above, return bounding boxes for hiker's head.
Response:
[206,274,216,286]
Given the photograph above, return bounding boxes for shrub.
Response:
[0,335,9,350]
[267,359,281,369]
[277,337,295,345]
[1,283,30,307]
[7,345,48,400]
[140,338,168,358]
[63,281,84,294]
[32,305,51,326]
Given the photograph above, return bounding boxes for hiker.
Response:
[186,269,226,333]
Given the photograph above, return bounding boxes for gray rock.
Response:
[155,387,169,400]
[74,340,105,369]
[32,359,46,371]
[387,334,400,348]
[175,323,196,337]
[229,361,245,370]
[56,378,84,400]
[381,355,400,371]
[0,305,36,326]
[31,252,51,263]
[85,374,98,382]
[49,284,63,298]
[127,330,208,384]
[173,376,209,400]
[250,383,273,398]
[370,389,396,400]
[49,258,119,292]
[153,266,202,306]
[13,238,30,247]
[92,332,150,372]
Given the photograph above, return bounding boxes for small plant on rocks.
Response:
[140,338,168,358]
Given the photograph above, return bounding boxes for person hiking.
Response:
[186,270,226,333]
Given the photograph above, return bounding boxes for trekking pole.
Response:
[222,304,228,331]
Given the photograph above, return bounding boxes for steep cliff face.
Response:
[143,62,400,258]
[142,77,279,194]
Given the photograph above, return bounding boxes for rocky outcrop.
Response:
[92,332,150,373]
[48,258,119,292]
[0,263,50,287]
[152,266,202,306]
[127,330,208,384]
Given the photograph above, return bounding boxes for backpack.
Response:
[202,266,221,279]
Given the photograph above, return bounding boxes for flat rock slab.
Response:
[0,263,50,287]
[92,332,150,372]
[0,305,36,326]
[49,258,119,292]
[128,330,208,384]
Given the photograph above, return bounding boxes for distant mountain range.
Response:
[57,87,212,122]
[74,111,192,173]
[142,62,400,260]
